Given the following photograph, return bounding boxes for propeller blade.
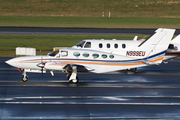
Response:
[41,57,43,78]
[41,67,43,78]
[36,56,46,78]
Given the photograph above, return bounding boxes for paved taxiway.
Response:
[1,57,180,119]
[0,27,155,35]
[0,27,180,35]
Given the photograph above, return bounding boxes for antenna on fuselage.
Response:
[143,36,146,39]
[133,36,138,41]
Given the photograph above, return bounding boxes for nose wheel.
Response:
[21,76,28,82]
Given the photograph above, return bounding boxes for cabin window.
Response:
[83,53,89,58]
[107,43,110,48]
[99,43,103,48]
[75,41,86,48]
[122,44,126,49]
[109,55,114,59]
[114,44,118,48]
[73,52,80,57]
[61,51,68,57]
[92,53,99,58]
[84,42,91,48]
[101,54,107,58]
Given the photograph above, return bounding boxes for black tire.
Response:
[69,77,79,84]
[127,68,137,72]
[21,76,28,82]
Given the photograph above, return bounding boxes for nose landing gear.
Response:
[21,70,28,82]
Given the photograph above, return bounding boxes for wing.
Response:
[44,61,94,72]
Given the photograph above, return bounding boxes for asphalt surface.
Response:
[0,27,180,35]
[1,57,180,119]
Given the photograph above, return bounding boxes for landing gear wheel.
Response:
[66,66,79,84]
[127,68,137,72]
[21,76,28,82]
[69,77,79,84]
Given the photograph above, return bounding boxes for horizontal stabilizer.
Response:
[141,60,160,65]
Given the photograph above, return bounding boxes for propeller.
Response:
[41,57,44,78]
[36,57,45,78]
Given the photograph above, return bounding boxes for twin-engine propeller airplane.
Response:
[6,28,175,83]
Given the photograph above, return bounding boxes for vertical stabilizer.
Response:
[137,28,175,64]
[138,28,175,57]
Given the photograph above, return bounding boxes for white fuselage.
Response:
[72,39,180,60]
[6,47,166,73]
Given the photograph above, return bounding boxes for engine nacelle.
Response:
[44,62,65,71]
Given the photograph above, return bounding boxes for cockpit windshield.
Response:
[75,41,86,48]
[48,49,59,57]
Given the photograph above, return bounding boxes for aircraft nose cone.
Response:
[6,59,10,64]
[5,59,14,66]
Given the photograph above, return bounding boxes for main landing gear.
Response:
[21,70,28,82]
[127,68,137,72]
[66,65,79,84]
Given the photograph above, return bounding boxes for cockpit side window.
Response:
[61,51,68,57]
[75,41,86,48]
[48,50,59,57]
[84,42,91,48]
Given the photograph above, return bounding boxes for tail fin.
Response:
[137,28,175,64]
[138,28,175,56]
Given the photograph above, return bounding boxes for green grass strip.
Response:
[0,34,148,57]
[0,16,180,28]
